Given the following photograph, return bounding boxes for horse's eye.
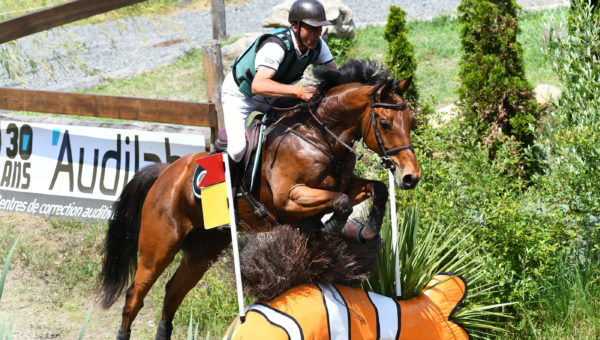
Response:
[380,120,392,130]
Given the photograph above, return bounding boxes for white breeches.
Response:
[221,73,273,162]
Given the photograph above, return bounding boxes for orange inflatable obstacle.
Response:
[224,273,469,340]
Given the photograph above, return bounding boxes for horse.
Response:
[99,59,421,339]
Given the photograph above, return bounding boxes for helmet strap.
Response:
[293,22,308,52]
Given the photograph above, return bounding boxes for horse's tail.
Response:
[99,163,168,309]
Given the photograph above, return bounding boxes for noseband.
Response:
[368,85,415,170]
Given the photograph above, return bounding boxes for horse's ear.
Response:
[394,76,413,95]
[377,79,395,99]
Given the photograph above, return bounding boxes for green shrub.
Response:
[457,0,539,172]
[540,0,600,260]
[384,6,419,102]
[326,36,356,66]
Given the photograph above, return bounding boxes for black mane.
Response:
[313,59,393,94]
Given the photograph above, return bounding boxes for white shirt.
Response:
[254,32,334,72]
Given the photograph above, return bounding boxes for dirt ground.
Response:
[0,212,161,340]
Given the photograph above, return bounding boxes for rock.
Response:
[534,84,561,106]
[221,32,262,71]
[430,104,458,128]
[262,0,356,41]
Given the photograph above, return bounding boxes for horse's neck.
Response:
[315,85,369,140]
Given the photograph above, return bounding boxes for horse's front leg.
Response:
[342,175,388,241]
[282,184,353,227]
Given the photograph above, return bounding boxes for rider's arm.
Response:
[252,67,319,101]
[324,60,338,70]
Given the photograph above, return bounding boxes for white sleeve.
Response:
[314,39,334,65]
[254,42,286,72]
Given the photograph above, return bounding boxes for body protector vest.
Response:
[231,27,322,97]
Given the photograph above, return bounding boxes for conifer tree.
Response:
[458,0,539,166]
[385,6,418,102]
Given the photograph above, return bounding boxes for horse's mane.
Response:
[313,59,393,94]
[238,225,380,301]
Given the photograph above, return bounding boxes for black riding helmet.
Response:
[288,0,332,27]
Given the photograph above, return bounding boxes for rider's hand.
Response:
[297,85,319,102]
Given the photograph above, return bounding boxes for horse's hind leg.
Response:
[118,223,182,337]
[155,227,231,340]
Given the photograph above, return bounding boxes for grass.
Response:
[69,7,564,109]
[519,258,600,339]
[83,48,207,102]
[352,8,563,108]
[0,237,19,340]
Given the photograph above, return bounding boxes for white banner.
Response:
[0,120,205,221]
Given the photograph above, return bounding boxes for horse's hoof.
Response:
[323,217,346,233]
[155,320,173,340]
[116,330,131,340]
[341,218,380,242]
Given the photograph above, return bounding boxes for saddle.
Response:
[192,99,304,224]
[210,113,265,194]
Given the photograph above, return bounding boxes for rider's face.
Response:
[294,23,322,51]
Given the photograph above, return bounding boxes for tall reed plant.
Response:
[363,209,511,338]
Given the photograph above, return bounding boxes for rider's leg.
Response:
[222,74,273,188]
[221,73,272,162]
[221,79,252,163]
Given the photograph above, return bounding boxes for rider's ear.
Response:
[394,76,413,95]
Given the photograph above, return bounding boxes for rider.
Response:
[221,0,338,172]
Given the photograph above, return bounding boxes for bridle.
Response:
[367,83,415,169]
[290,81,414,171]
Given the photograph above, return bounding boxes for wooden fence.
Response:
[0,88,218,136]
[0,0,227,141]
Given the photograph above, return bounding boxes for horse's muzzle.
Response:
[397,172,420,190]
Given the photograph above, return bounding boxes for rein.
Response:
[306,105,386,171]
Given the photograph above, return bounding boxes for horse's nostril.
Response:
[402,174,415,187]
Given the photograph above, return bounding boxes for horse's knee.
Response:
[372,181,388,204]
[332,193,352,219]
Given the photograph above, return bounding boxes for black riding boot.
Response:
[228,156,243,190]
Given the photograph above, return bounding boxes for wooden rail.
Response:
[0,88,217,130]
[0,0,148,44]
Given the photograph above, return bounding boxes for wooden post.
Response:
[211,0,227,40]
[202,40,225,133]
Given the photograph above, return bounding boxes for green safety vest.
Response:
[231,27,322,97]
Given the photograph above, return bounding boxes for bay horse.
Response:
[99,59,421,339]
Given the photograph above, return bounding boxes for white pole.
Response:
[388,170,401,299]
[223,152,246,321]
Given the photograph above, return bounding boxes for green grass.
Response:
[83,48,207,102]
[352,8,564,108]
[518,258,600,339]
